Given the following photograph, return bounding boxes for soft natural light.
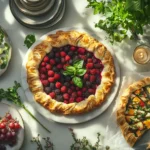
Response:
[4,5,15,25]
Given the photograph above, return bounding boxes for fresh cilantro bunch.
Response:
[87,0,150,43]
[63,60,86,88]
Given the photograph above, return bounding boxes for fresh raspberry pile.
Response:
[39,45,104,104]
[0,112,21,149]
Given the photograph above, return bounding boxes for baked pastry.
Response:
[26,30,115,115]
[117,77,150,147]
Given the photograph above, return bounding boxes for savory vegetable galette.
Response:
[117,77,150,147]
[26,30,115,115]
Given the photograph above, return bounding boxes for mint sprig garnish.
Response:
[63,60,86,88]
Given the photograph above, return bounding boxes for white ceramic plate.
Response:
[21,27,120,124]
[0,103,24,150]
[0,26,12,76]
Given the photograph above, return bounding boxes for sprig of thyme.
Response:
[31,134,54,150]
[0,81,51,133]
[69,128,110,150]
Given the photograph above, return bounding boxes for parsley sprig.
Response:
[87,0,150,43]
[63,60,86,88]
[24,34,36,48]
[0,81,51,133]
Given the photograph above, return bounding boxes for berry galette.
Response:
[117,77,150,147]
[26,30,115,115]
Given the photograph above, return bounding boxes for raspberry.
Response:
[84,73,89,80]
[55,82,62,89]
[63,93,69,99]
[76,97,83,102]
[82,88,86,92]
[65,55,71,61]
[69,98,75,103]
[71,86,75,90]
[43,56,49,62]
[60,51,66,57]
[49,92,55,98]
[90,75,96,82]
[55,52,60,57]
[46,64,52,70]
[78,47,85,54]
[76,87,80,90]
[88,89,95,94]
[48,70,54,77]
[57,64,63,69]
[61,58,65,63]
[39,67,47,73]
[63,64,69,70]
[70,46,76,51]
[54,73,60,80]
[94,64,102,69]
[40,74,47,79]
[86,63,93,69]
[90,69,97,75]
[68,89,72,94]
[42,80,49,86]
[93,57,98,63]
[77,91,82,96]
[61,86,67,93]
[48,77,55,82]
[71,92,77,98]
[87,58,93,63]
[64,100,69,104]
[50,59,55,65]
[79,55,86,60]
[41,62,46,67]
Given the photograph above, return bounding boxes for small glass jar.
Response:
[133,44,150,65]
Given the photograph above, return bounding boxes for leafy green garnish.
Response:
[87,0,150,43]
[72,77,83,88]
[0,81,51,133]
[63,60,86,88]
[24,34,36,48]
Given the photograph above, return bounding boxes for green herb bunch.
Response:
[87,0,150,43]
[31,134,54,150]
[0,81,51,133]
[69,128,110,150]
[63,60,86,88]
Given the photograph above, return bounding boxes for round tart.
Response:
[117,77,150,147]
[26,30,115,115]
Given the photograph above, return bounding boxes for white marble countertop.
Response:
[0,0,150,150]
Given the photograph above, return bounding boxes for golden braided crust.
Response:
[116,77,150,147]
[26,30,115,115]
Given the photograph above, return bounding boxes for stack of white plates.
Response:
[9,0,65,29]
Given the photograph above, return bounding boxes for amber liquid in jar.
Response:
[133,45,150,65]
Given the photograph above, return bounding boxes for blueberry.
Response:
[87,52,93,58]
[84,92,90,98]
[0,145,6,150]
[48,51,54,58]
[53,66,59,72]
[50,83,55,89]
[86,81,91,87]
[53,47,59,52]
[65,76,71,82]
[56,95,63,102]
[64,45,70,52]
[64,82,70,87]
[55,89,61,94]
[69,59,73,64]
[44,87,52,94]
[68,51,73,56]
[96,79,100,84]
[55,58,61,63]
